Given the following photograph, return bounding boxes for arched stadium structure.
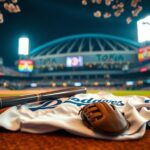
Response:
[30,33,142,76]
[1,33,150,90]
[18,33,149,89]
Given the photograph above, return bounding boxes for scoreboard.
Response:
[138,46,150,62]
[18,60,33,72]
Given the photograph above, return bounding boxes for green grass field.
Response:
[88,90,150,97]
[0,89,149,97]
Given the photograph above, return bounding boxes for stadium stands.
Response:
[1,34,150,90]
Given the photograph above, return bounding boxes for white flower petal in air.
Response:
[8,3,16,13]
[112,5,117,10]
[81,0,88,6]
[3,2,9,10]
[11,0,18,4]
[126,17,132,24]
[117,2,124,8]
[105,0,112,6]
[94,10,102,18]
[0,0,21,24]
[104,12,111,19]
[131,0,141,8]
[0,13,4,24]
[95,0,102,5]
[114,10,121,17]
[92,0,96,4]
[132,5,143,17]
[15,5,21,13]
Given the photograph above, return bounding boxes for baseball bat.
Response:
[0,87,87,108]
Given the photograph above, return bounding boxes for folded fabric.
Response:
[0,91,150,140]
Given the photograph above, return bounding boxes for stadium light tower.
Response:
[137,16,150,43]
[18,36,30,56]
[18,36,33,73]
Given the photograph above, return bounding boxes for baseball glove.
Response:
[79,102,129,135]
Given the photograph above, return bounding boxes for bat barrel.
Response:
[0,87,87,108]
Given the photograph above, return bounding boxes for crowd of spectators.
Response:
[0,75,149,90]
[0,65,23,76]
[34,61,130,73]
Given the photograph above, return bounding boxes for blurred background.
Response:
[0,0,150,94]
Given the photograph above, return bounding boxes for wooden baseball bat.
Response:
[0,87,87,108]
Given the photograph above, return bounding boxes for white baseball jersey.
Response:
[0,91,150,140]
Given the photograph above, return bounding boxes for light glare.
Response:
[137,16,150,43]
[18,37,29,55]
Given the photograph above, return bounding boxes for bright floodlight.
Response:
[18,37,29,55]
[137,16,150,43]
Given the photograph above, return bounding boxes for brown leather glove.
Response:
[79,102,129,135]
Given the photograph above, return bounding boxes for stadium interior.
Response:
[0,1,150,149]
[0,34,150,91]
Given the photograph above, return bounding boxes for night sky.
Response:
[0,0,150,66]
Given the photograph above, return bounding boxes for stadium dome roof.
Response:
[30,33,140,57]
